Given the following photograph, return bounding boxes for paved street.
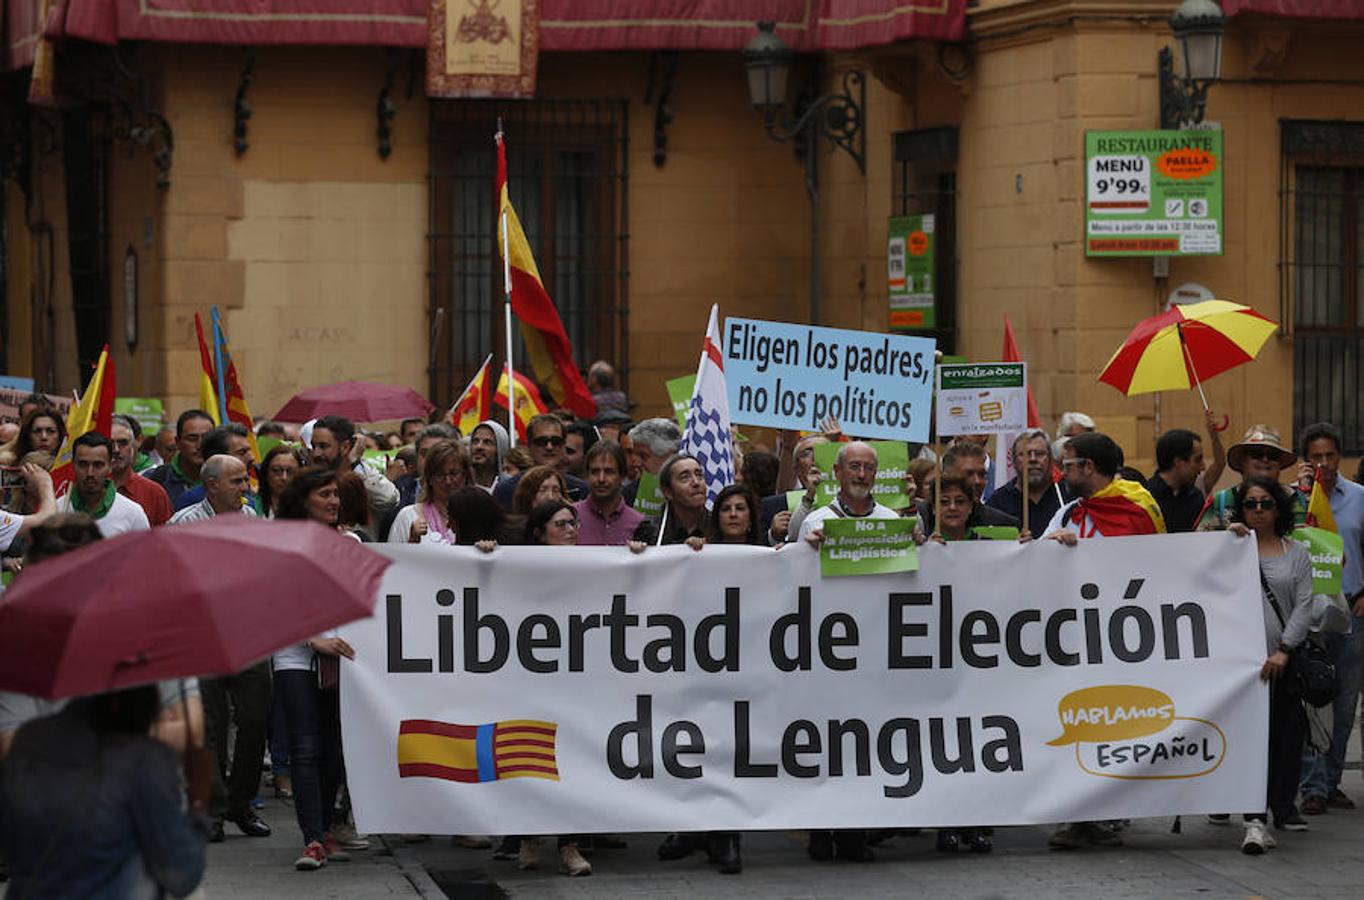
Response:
[206,773,1364,898]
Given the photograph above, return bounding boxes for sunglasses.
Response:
[1242,448,1280,462]
[532,435,565,448]
[1242,498,1277,511]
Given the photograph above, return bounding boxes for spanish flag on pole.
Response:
[194,314,221,425]
[449,355,493,436]
[493,369,548,441]
[51,345,116,494]
[1306,478,1338,533]
[397,719,559,783]
[496,131,597,420]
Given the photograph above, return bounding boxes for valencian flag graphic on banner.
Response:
[397,719,559,783]
[495,130,596,420]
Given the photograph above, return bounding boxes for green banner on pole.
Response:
[1291,525,1344,596]
[820,517,918,576]
[665,375,697,429]
[633,472,666,519]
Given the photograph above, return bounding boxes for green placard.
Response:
[888,214,935,331]
[972,525,1020,542]
[1291,526,1344,596]
[812,441,910,511]
[665,375,697,429]
[633,471,666,519]
[1084,129,1223,257]
[786,489,805,512]
[821,517,918,576]
[114,397,165,433]
[255,436,285,460]
[362,448,399,475]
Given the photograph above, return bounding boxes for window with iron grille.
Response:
[1282,120,1364,451]
[427,99,629,412]
[891,126,957,354]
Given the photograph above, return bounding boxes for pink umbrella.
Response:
[0,517,391,699]
[273,380,435,423]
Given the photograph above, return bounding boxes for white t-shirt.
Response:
[0,510,23,554]
[386,503,455,545]
[56,491,150,538]
[274,531,358,672]
[798,497,901,544]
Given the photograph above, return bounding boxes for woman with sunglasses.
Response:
[1226,476,1315,853]
[386,440,473,545]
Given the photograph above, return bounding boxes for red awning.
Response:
[37,0,964,53]
[1225,0,1364,18]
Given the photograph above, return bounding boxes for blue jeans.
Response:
[1300,617,1364,799]
[269,685,291,777]
[275,670,342,846]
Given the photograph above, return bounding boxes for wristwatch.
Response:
[1277,642,1293,654]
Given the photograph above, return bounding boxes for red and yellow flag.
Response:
[194,314,221,425]
[493,369,548,441]
[1071,479,1167,537]
[1306,478,1338,533]
[450,356,493,437]
[496,132,597,420]
[397,719,559,784]
[51,345,116,494]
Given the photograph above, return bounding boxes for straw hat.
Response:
[1227,424,1297,473]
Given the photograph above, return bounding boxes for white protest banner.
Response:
[723,317,935,442]
[936,362,1029,436]
[342,534,1265,835]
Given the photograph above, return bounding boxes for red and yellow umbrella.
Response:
[1098,300,1276,411]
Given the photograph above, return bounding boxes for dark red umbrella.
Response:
[273,380,435,423]
[0,517,391,699]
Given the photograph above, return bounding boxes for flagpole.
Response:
[210,306,229,425]
[497,119,517,447]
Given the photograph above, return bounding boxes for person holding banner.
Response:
[705,484,765,548]
[631,454,710,547]
[273,467,361,870]
[575,442,645,546]
[386,440,473,545]
[765,435,828,544]
[1226,478,1316,852]
[986,429,1069,536]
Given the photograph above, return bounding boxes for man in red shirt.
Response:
[112,414,172,526]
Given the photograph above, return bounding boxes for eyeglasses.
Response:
[1060,458,1090,469]
[432,470,466,482]
[1242,498,1277,511]
[532,435,565,448]
[551,517,579,530]
[841,461,877,474]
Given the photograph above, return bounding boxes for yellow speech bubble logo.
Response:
[1046,685,1176,746]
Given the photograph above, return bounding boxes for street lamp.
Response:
[742,21,866,324]
[1159,0,1227,129]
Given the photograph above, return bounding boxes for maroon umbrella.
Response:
[0,517,391,699]
[273,380,435,423]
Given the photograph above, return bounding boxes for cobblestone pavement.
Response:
[204,775,1364,898]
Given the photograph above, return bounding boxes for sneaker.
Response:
[1328,788,1356,810]
[517,837,542,870]
[493,835,519,860]
[1206,814,1231,825]
[330,822,370,851]
[321,833,352,862]
[1085,822,1124,847]
[295,841,327,871]
[1276,811,1309,832]
[560,843,592,876]
[1241,822,1267,855]
[1048,823,1084,850]
[451,834,492,849]
[1300,795,1328,815]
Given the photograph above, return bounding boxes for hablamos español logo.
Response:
[1047,685,1225,780]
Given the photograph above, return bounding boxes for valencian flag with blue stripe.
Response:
[397,719,559,783]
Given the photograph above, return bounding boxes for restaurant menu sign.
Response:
[1084,130,1223,257]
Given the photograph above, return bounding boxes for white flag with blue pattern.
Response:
[682,305,734,508]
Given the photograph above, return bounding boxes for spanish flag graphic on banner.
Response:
[397,719,559,783]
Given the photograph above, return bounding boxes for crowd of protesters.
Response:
[0,376,1361,891]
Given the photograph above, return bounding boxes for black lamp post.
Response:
[743,21,866,325]
[1159,0,1227,130]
